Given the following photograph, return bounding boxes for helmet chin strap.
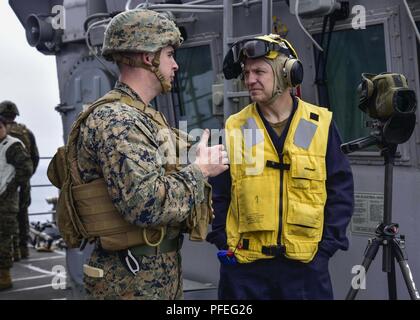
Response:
[112,50,172,93]
[149,51,173,93]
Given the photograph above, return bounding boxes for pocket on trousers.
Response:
[84,251,137,299]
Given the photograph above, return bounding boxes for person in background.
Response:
[0,100,39,260]
[0,115,33,290]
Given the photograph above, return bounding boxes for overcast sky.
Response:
[0,1,62,158]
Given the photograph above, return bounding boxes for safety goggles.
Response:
[232,39,291,63]
[223,39,293,79]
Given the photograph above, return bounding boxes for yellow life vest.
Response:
[225,98,332,263]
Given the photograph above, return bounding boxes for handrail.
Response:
[29,211,56,216]
[29,156,56,218]
[31,184,54,188]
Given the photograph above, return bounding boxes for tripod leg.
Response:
[346,238,381,300]
[392,239,420,300]
[385,248,397,300]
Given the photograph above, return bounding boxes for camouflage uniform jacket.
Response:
[0,137,33,213]
[76,81,207,229]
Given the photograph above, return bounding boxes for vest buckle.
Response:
[266,160,290,171]
[261,245,285,257]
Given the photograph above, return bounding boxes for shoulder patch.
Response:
[293,118,318,150]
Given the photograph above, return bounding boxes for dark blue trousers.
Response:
[218,250,333,300]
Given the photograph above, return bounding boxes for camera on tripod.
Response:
[341,72,417,154]
[342,72,420,300]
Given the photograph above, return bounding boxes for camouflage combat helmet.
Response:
[102,9,182,93]
[0,100,19,117]
[102,9,182,59]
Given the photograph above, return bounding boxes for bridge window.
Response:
[175,45,223,132]
[315,24,387,144]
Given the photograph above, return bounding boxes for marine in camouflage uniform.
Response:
[0,115,33,290]
[79,9,228,300]
[0,100,39,259]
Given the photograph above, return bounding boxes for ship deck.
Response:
[0,246,217,300]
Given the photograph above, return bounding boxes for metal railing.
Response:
[28,156,57,220]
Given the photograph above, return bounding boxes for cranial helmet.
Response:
[223,34,303,89]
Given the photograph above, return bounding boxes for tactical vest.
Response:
[0,136,23,196]
[48,90,212,250]
[225,99,332,263]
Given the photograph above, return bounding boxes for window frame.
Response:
[177,32,220,83]
[173,32,223,131]
[406,3,420,169]
[158,33,220,127]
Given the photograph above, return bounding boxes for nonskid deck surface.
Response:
[0,247,217,300]
[0,246,70,300]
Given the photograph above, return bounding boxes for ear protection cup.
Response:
[283,58,303,87]
[223,49,242,80]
